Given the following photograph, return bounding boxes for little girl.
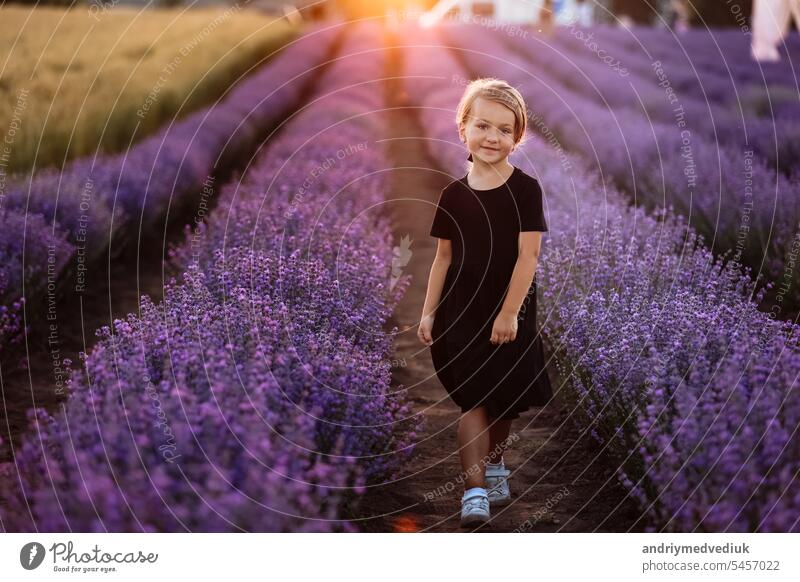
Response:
[417,78,553,528]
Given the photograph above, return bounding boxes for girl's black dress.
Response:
[428,166,553,420]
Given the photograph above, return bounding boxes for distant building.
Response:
[247,0,338,20]
[427,0,596,25]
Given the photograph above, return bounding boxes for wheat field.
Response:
[0,6,296,176]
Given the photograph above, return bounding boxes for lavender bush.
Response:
[1,268,360,532]
[0,208,73,356]
[527,26,800,173]
[586,25,800,101]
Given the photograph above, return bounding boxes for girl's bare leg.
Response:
[487,417,513,465]
[457,406,491,489]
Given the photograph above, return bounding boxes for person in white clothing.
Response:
[751,0,800,61]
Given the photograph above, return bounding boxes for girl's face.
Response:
[459,96,518,164]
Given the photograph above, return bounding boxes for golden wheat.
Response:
[0,6,297,176]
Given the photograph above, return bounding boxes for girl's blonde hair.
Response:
[455,78,528,150]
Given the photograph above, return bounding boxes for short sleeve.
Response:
[518,178,548,232]
[429,187,456,239]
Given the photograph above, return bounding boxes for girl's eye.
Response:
[477,123,511,133]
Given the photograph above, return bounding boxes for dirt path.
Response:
[348,40,644,533]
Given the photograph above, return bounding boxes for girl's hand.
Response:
[418,314,435,346]
[490,311,518,345]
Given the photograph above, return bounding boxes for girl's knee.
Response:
[461,405,487,417]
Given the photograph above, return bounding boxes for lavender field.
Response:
[1,8,799,534]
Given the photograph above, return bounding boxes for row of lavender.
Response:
[403,24,800,531]
[585,25,800,103]
[0,24,339,358]
[452,24,800,311]
[536,25,800,172]
[0,22,420,532]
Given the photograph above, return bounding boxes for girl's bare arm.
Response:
[500,231,543,317]
[422,239,453,319]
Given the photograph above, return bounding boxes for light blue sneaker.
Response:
[485,458,511,506]
[460,488,490,527]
